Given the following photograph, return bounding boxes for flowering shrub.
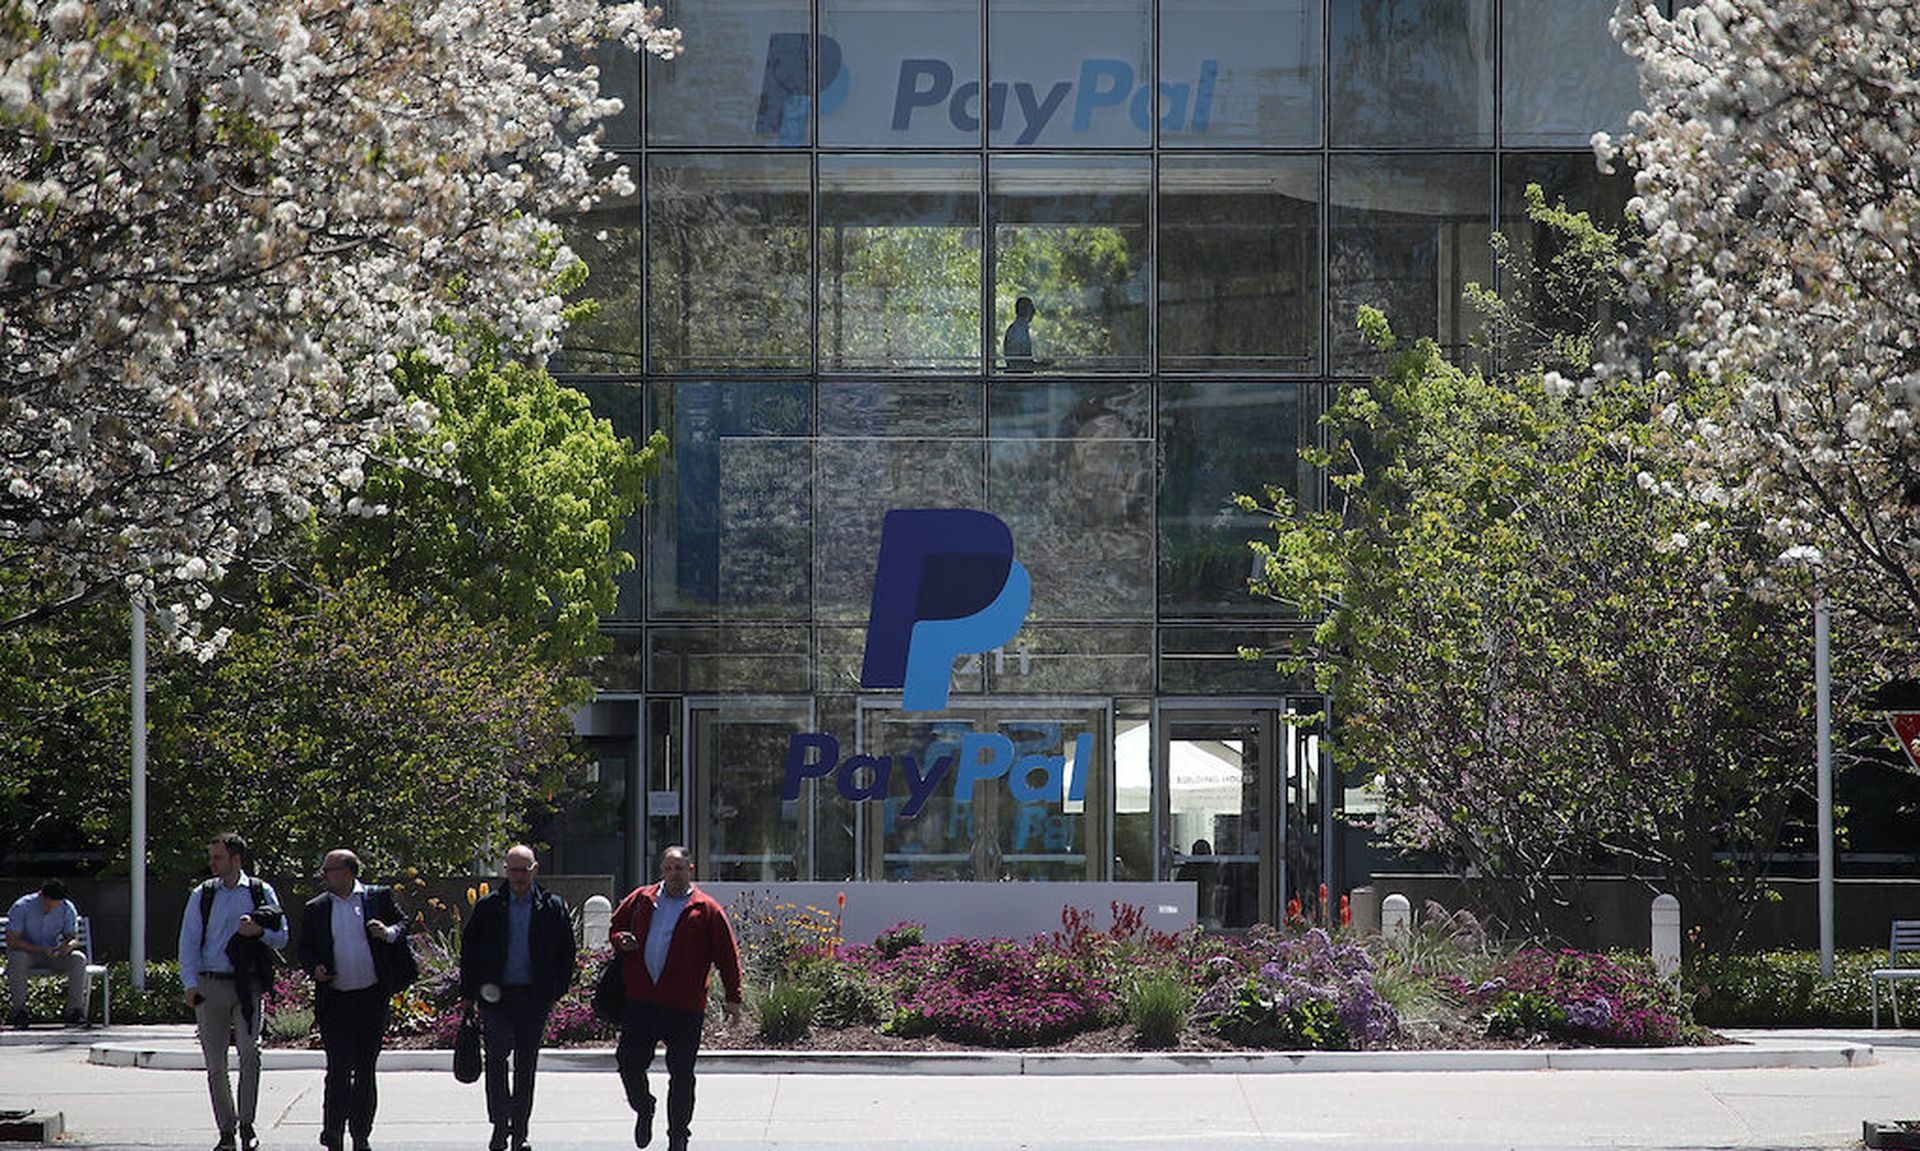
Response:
[1193,927,1397,1050]
[879,937,1117,1047]
[1472,949,1696,1046]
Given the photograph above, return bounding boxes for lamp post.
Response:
[131,598,147,991]
[1816,592,1833,978]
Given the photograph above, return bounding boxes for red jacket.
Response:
[609,883,743,1015]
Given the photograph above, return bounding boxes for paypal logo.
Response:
[756,33,1218,143]
[860,508,1030,712]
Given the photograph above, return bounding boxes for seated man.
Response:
[7,880,90,1027]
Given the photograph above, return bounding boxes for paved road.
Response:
[3,1030,1917,1151]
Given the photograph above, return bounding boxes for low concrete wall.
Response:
[698,881,1197,943]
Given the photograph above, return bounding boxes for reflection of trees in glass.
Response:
[647,383,812,618]
[823,224,981,370]
[1158,383,1303,615]
[648,164,810,371]
[994,224,1148,370]
[709,720,803,882]
[558,206,643,371]
[1330,0,1492,145]
[991,439,1153,620]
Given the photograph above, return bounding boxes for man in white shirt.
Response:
[177,832,289,1151]
[298,849,415,1151]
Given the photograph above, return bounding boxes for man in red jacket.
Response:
[610,846,742,1151]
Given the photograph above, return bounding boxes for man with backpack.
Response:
[299,849,418,1151]
[178,832,288,1151]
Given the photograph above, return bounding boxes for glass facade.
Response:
[560,0,1649,915]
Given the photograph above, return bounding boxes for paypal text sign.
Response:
[756,29,1217,146]
[860,508,1030,712]
[782,730,1095,818]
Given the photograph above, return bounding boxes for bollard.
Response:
[1382,892,1411,942]
[583,893,612,950]
[1349,886,1381,935]
[1651,893,1680,978]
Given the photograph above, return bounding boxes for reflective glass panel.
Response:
[646,382,811,618]
[1328,154,1492,374]
[868,707,1105,881]
[815,439,987,622]
[988,379,1148,439]
[1159,626,1315,693]
[821,156,982,372]
[1159,381,1313,615]
[820,379,984,438]
[1329,0,1494,147]
[1159,156,1320,373]
[646,625,812,693]
[1502,0,1645,146]
[645,0,813,145]
[985,625,1154,694]
[569,381,647,620]
[988,438,1153,621]
[1496,154,1635,369]
[820,0,982,146]
[990,155,1150,374]
[696,703,823,882]
[648,155,811,372]
[989,0,1150,147]
[557,188,642,374]
[1160,0,1321,147]
[587,39,640,151]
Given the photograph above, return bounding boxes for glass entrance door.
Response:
[858,700,1109,882]
[688,698,855,882]
[1161,708,1275,928]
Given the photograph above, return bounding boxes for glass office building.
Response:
[553,0,1648,926]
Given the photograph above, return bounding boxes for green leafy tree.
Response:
[317,326,665,666]
[1246,194,1818,948]
[147,575,586,879]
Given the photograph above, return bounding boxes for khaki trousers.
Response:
[193,976,264,1136]
[6,950,90,1016]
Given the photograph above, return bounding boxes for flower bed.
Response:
[254,895,1710,1052]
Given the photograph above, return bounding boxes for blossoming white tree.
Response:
[0,0,679,643]
[1605,0,1920,635]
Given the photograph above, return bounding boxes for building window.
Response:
[1159,154,1321,372]
[1329,0,1495,147]
[1159,0,1322,147]
[647,154,812,372]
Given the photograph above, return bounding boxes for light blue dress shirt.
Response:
[6,892,77,949]
[176,873,289,992]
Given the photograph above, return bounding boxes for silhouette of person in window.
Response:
[1003,296,1041,372]
[1177,839,1226,928]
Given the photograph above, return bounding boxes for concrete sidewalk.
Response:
[2,1027,1916,1150]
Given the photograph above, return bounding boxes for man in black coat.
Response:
[299,850,417,1151]
[459,844,576,1151]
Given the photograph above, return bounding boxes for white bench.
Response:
[0,913,111,1025]
[1870,919,1920,1028]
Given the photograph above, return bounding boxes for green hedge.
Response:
[1688,949,1896,1027]
[21,961,197,1024]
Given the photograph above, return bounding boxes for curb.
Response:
[86,1039,1874,1075]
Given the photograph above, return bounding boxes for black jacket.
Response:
[458,885,575,1004]
[298,885,416,998]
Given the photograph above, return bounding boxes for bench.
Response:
[1870,919,1920,1028]
[0,914,111,1026]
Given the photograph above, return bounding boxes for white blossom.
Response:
[1,0,679,641]
[1611,0,1920,631]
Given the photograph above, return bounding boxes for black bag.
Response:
[452,1007,482,1084]
[591,953,625,1024]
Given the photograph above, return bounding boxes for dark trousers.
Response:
[616,999,705,1141]
[480,987,551,1140]
[316,985,389,1146]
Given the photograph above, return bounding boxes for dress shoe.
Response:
[634,1110,653,1148]
[238,1123,259,1151]
[666,1136,688,1151]
[487,1125,509,1151]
